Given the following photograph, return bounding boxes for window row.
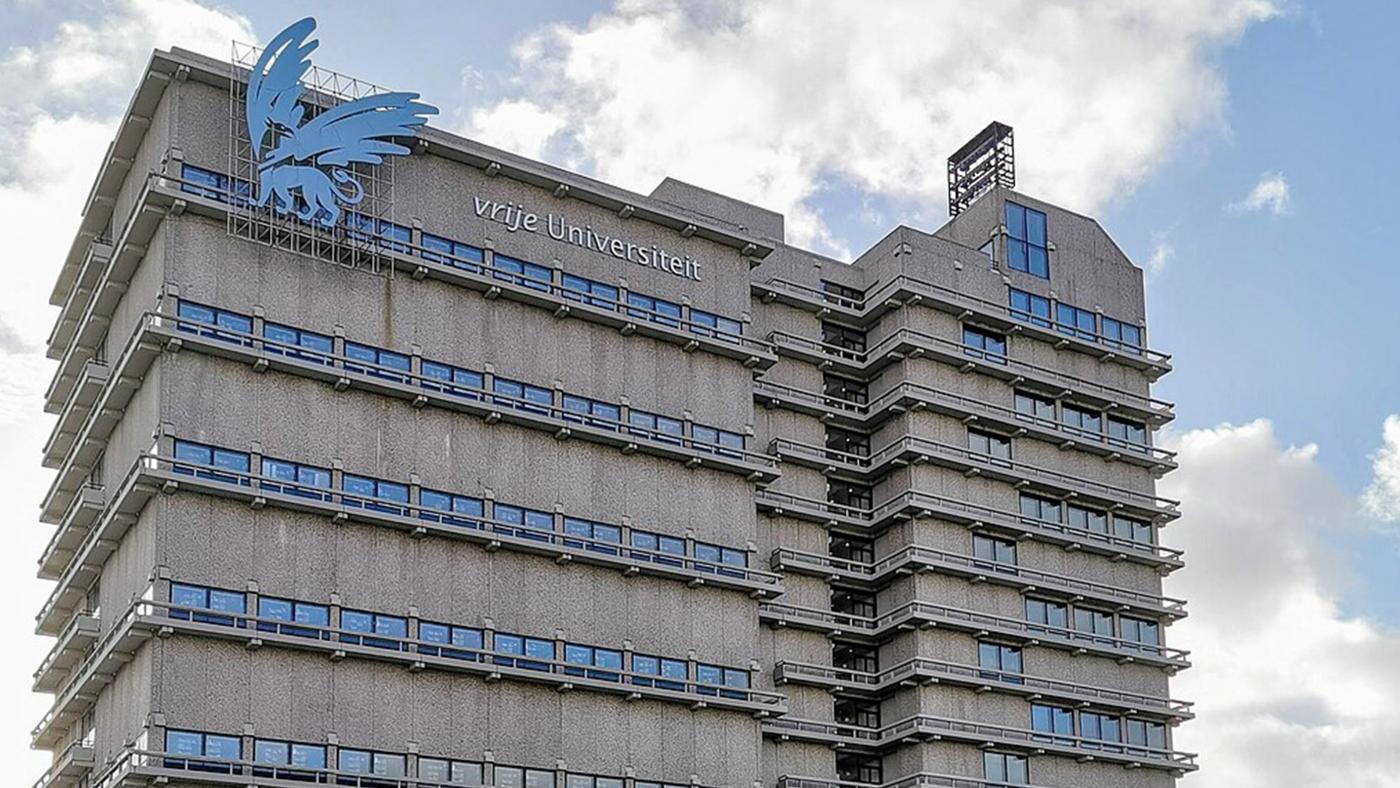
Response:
[1024,597,1161,647]
[1013,390,1150,447]
[167,582,753,695]
[163,728,690,787]
[179,165,746,344]
[170,439,751,574]
[1030,703,1169,751]
[1019,492,1155,546]
[1009,288,1145,354]
[174,299,748,457]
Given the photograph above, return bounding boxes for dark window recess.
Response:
[821,321,867,353]
[834,698,881,729]
[829,534,875,564]
[825,427,871,457]
[828,481,873,510]
[837,754,883,786]
[831,589,877,618]
[833,643,879,673]
[820,279,865,305]
[822,374,868,405]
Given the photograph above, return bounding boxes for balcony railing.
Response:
[769,435,1179,520]
[766,328,1173,423]
[29,739,95,788]
[36,591,786,728]
[753,377,1176,471]
[47,169,776,415]
[776,773,1061,788]
[758,600,1189,669]
[770,547,1186,619]
[754,488,1184,572]
[37,450,780,641]
[32,594,154,749]
[40,306,779,525]
[753,274,1172,373]
[762,713,1196,772]
[772,658,1193,720]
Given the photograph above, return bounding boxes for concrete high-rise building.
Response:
[30,31,1193,788]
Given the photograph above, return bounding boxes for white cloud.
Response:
[1145,231,1175,281]
[1163,420,1400,787]
[1228,171,1292,215]
[0,1,253,780]
[1361,415,1400,525]
[463,0,1279,256]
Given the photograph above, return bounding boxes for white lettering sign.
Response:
[474,197,702,281]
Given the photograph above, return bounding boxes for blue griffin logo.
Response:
[246,17,437,227]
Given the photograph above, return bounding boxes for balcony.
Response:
[776,774,1062,788]
[40,306,779,527]
[752,274,1172,376]
[33,613,100,693]
[752,378,1176,472]
[39,590,786,726]
[29,740,95,788]
[37,485,105,581]
[754,488,1184,573]
[757,600,1190,670]
[42,360,109,468]
[766,329,1173,424]
[773,658,1193,721]
[770,547,1186,620]
[37,451,779,640]
[761,714,1196,774]
[36,459,163,636]
[39,315,166,525]
[47,241,111,358]
[769,436,1179,522]
[32,598,154,750]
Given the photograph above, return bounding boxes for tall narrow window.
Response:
[1005,201,1049,278]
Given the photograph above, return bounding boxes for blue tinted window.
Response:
[342,610,372,633]
[1056,302,1097,341]
[174,440,211,465]
[176,301,253,345]
[204,735,242,760]
[171,584,207,609]
[339,750,371,774]
[259,598,293,620]
[1005,202,1049,278]
[495,633,524,654]
[963,326,1007,363]
[1009,289,1051,328]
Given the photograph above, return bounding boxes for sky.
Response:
[1,1,1398,786]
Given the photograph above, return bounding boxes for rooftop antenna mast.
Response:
[947,121,1015,216]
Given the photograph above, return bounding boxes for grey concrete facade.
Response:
[30,43,1191,788]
